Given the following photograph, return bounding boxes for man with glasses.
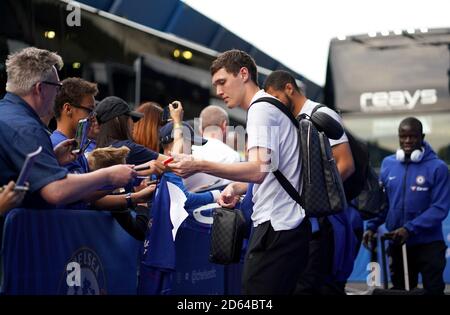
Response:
[50,77,158,213]
[0,47,136,210]
[51,77,98,175]
[42,80,63,91]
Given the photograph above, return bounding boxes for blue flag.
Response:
[138,174,187,295]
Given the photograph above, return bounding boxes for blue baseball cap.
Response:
[159,122,207,146]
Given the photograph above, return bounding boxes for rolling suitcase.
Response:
[372,234,424,295]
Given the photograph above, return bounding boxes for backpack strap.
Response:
[250,97,303,207]
[250,97,299,128]
[273,170,302,205]
[311,104,326,116]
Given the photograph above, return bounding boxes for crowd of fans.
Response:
[0,47,449,295]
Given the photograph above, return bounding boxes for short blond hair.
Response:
[5,47,63,96]
[199,105,229,132]
[87,146,130,171]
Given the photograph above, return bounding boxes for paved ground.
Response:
[345,282,450,295]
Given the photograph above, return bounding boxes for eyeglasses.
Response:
[71,104,94,115]
[41,81,63,91]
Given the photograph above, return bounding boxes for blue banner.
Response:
[138,176,177,295]
[1,208,141,295]
[172,214,243,295]
[1,204,244,295]
[138,175,243,295]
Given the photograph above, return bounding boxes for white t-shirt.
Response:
[184,138,241,191]
[247,90,305,231]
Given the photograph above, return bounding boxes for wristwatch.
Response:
[125,192,134,209]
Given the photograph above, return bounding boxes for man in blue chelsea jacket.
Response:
[363,117,450,294]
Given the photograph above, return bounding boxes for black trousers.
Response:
[389,240,447,295]
[294,217,345,295]
[241,218,311,295]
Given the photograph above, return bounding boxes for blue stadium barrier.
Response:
[0,206,244,295]
[173,207,243,295]
[3,205,446,293]
[0,208,141,295]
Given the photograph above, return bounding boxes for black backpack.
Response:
[311,105,387,220]
[250,97,347,217]
[311,105,369,202]
[343,131,370,201]
[351,166,387,220]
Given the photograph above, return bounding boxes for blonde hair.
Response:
[5,47,63,96]
[87,146,130,171]
[199,105,229,132]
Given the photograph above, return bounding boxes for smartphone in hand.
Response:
[134,165,150,171]
[161,102,180,125]
[13,185,29,192]
[16,146,42,189]
[72,118,90,154]
[147,179,159,186]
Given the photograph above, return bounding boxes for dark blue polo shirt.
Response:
[51,130,90,174]
[0,93,68,208]
[50,130,91,210]
[111,140,159,165]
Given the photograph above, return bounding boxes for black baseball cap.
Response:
[94,96,144,124]
[159,121,207,146]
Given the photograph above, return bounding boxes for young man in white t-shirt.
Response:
[170,50,311,294]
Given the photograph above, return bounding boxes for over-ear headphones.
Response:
[396,147,424,163]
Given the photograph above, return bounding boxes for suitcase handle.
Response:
[380,234,410,291]
[380,235,390,289]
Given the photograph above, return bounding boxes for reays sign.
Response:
[360,89,437,112]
